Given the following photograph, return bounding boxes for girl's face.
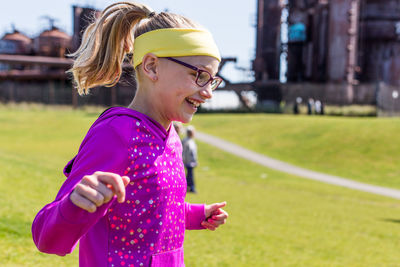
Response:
[154,55,220,126]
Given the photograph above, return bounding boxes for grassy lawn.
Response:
[1,104,400,266]
[186,142,400,267]
[191,114,400,189]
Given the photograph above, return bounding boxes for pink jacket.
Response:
[32,107,206,266]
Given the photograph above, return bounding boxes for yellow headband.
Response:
[133,28,221,68]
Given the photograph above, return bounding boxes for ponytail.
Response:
[68,2,153,95]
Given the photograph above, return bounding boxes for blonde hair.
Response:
[68,2,200,95]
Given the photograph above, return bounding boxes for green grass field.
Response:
[191,113,400,189]
[1,104,400,266]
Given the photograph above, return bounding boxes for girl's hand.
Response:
[202,202,228,231]
[70,171,130,213]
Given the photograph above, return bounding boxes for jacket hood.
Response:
[63,107,170,176]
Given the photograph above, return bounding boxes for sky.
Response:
[0,0,257,84]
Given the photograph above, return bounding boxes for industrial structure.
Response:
[254,0,400,113]
[1,1,400,114]
[0,5,248,108]
[0,6,136,107]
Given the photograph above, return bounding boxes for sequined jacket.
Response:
[32,107,206,267]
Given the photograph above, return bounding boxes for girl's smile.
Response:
[131,55,220,129]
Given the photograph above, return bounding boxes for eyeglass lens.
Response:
[196,71,222,90]
[210,79,220,89]
[197,71,211,86]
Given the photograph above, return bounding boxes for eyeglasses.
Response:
[165,57,223,90]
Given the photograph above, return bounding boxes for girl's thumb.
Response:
[122,176,130,187]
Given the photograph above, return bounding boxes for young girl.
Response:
[32,2,228,266]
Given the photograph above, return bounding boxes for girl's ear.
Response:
[141,53,159,82]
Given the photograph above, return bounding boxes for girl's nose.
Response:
[199,85,213,99]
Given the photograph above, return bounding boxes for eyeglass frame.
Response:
[165,57,223,90]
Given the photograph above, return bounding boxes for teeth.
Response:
[187,98,201,108]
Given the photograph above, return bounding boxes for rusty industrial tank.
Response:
[1,30,32,55]
[34,27,72,57]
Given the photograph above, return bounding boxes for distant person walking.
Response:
[294,96,302,114]
[315,99,322,114]
[320,101,325,115]
[183,126,198,193]
[307,98,314,115]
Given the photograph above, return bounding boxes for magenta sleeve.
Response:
[32,121,129,255]
[184,202,206,230]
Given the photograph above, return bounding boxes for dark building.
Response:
[1,30,33,55]
[254,0,400,113]
[72,6,101,53]
[34,27,72,57]
[0,5,136,107]
[253,0,283,109]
